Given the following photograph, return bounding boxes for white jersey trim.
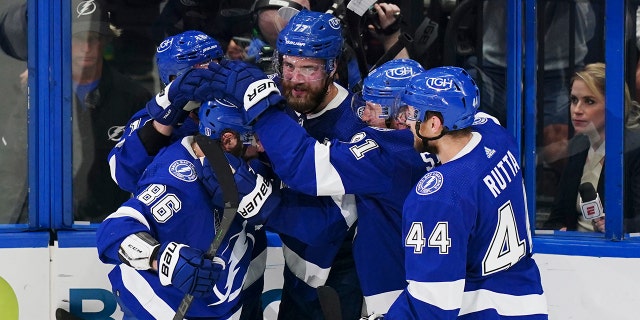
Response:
[105,206,151,230]
[119,265,175,317]
[407,279,465,311]
[459,288,548,316]
[243,247,267,289]
[180,136,198,159]
[450,132,481,162]
[408,279,548,316]
[109,154,119,185]
[364,289,403,314]
[282,243,330,288]
[331,194,358,227]
[306,83,348,120]
[313,141,346,196]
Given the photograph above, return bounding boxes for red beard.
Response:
[282,78,331,114]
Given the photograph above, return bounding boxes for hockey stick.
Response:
[317,285,343,320]
[55,308,83,320]
[173,134,240,320]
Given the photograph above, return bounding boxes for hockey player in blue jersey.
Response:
[106,31,268,320]
[264,10,366,319]
[109,30,225,194]
[382,67,548,319]
[199,53,439,315]
[352,58,425,130]
[97,99,279,319]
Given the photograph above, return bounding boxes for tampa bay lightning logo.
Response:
[107,126,125,141]
[76,1,96,17]
[416,171,444,195]
[473,117,487,125]
[169,160,197,182]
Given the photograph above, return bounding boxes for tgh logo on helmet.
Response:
[157,38,174,53]
[385,66,416,80]
[425,77,454,91]
[329,17,341,29]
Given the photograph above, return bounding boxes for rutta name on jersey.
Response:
[482,149,520,198]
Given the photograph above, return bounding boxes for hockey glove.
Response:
[235,162,280,225]
[146,68,213,126]
[199,153,279,225]
[207,59,284,124]
[360,314,385,320]
[157,242,225,297]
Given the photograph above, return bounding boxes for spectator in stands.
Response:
[543,63,640,233]
[70,0,151,222]
[0,1,28,224]
[480,0,595,203]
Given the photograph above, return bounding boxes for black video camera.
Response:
[363,6,383,31]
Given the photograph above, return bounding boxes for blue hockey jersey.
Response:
[254,104,438,313]
[263,83,366,307]
[108,108,197,194]
[385,117,548,319]
[97,136,260,319]
[106,107,268,318]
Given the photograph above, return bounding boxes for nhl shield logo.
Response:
[416,171,444,195]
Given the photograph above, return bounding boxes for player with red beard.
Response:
[270,9,368,319]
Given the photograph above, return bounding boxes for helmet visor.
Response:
[352,92,390,128]
[278,56,328,82]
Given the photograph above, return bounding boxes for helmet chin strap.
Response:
[414,120,446,144]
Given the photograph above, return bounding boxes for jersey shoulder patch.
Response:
[168,160,197,182]
[416,171,444,195]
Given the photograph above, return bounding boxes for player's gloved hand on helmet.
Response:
[146,68,213,126]
[207,59,285,124]
[198,152,279,225]
[157,242,225,297]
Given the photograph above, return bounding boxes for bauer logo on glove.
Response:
[245,79,280,110]
[237,174,273,219]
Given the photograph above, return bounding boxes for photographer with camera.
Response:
[226,0,310,73]
[363,2,408,60]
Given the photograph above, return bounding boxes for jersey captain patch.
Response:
[416,171,443,195]
[169,160,197,182]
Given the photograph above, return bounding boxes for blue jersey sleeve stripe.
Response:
[459,289,548,317]
[407,279,465,310]
[314,141,346,195]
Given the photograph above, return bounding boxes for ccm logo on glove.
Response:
[238,174,273,218]
[244,79,280,109]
